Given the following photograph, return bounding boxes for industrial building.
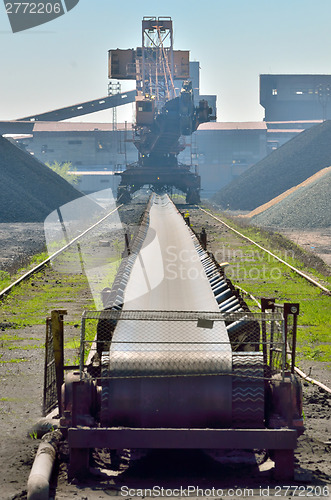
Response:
[3,73,328,198]
[15,120,268,197]
[15,122,138,194]
[260,74,331,122]
[179,122,268,197]
[18,122,137,169]
[12,117,317,198]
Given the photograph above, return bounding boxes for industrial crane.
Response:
[3,16,214,203]
[109,16,214,203]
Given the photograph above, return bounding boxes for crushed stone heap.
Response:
[0,135,84,222]
[212,120,331,211]
[251,168,331,229]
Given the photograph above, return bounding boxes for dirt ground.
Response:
[0,222,46,273]
[279,228,331,267]
[0,209,330,500]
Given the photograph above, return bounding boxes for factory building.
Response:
[179,122,268,197]
[19,122,137,169]
[260,74,327,153]
[16,121,268,197]
[11,73,330,197]
[260,74,331,122]
[16,122,137,194]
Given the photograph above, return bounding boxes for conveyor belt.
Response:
[101,195,232,428]
[100,195,264,429]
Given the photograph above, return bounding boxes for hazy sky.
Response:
[1,0,330,123]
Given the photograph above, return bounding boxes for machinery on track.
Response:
[55,194,304,480]
[4,16,214,203]
[109,17,214,204]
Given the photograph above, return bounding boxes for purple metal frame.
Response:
[67,427,297,480]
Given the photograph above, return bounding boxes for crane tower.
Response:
[108,17,214,203]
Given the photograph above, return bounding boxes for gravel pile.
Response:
[212,120,331,210]
[251,169,331,228]
[0,135,84,222]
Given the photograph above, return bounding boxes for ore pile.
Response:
[251,168,331,228]
[0,136,83,222]
[212,120,331,211]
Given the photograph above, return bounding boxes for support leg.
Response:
[273,449,294,480]
[68,447,90,480]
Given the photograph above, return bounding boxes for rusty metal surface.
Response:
[43,318,57,416]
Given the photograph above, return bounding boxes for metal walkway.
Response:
[17,90,136,122]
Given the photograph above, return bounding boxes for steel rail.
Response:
[294,366,331,394]
[198,207,331,393]
[234,275,331,394]
[0,204,123,301]
[199,207,331,295]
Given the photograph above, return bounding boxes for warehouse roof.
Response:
[32,122,133,132]
[198,122,267,131]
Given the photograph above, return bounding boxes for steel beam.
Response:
[16,90,136,122]
[68,427,297,450]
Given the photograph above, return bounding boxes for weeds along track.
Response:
[198,207,331,296]
[0,194,152,302]
[183,202,330,372]
[0,206,123,301]
[1,195,330,498]
[2,197,329,301]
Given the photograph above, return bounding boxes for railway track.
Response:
[1,197,329,301]
[1,193,329,497]
[194,204,331,394]
[44,193,304,487]
[0,205,123,301]
[199,206,331,295]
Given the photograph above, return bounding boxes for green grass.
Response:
[64,339,80,349]
[170,193,186,203]
[0,272,91,328]
[203,207,331,286]
[233,259,331,362]
[0,241,122,369]
[0,247,95,371]
[0,358,28,363]
[7,344,42,350]
[197,207,331,363]
[0,251,50,292]
[0,270,11,291]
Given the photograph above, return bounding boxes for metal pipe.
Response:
[79,316,86,378]
[27,430,62,500]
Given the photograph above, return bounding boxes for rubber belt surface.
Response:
[102,195,232,428]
